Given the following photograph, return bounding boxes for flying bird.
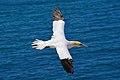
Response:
[32,8,88,74]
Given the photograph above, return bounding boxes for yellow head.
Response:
[73,41,88,47]
[73,41,81,46]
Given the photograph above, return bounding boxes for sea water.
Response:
[0,0,120,80]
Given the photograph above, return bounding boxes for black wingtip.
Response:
[60,59,73,74]
[53,7,64,21]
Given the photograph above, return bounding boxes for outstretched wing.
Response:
[51,8,65,39]
[56,45,73,74]
[56,45,72,59]
[53,8,64,21]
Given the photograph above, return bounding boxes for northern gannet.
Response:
[32,8,88,74]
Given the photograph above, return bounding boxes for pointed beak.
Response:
[81,44,88,47]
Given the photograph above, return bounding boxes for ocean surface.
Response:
[0,0,120,80]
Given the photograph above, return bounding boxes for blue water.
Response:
[0,0,120,80]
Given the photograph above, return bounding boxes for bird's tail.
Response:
[32,39,47,50]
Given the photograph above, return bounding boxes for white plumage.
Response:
[32,8,87,74]
[32,20,72,59]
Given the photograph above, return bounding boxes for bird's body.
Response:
[32,8,87,74]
